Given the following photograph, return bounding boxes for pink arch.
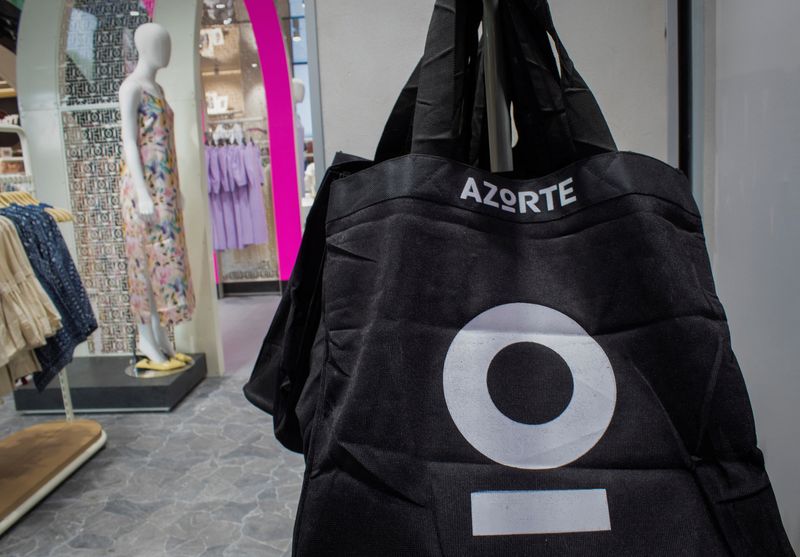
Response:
[243,0,302,281]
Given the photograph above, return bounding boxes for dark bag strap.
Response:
[501,0,576,175]
[498,0,615,176]
[408,0,615,174]
[377,46,487,165]
[374,61,421,162]
[377,0,483,163]
[468,45,490,169]
[513,0,616,158]
[411,0,484,161]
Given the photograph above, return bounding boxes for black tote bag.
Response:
[245,1,794,554]
[245,0,487,446]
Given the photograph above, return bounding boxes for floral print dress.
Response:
[120,90,195,326]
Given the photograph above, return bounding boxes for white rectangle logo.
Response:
[471,489,611,536]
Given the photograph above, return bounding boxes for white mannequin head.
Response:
[134,23,172,70]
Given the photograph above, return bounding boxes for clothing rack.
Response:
[207,115,267,125]
[0,190,74,224]
[207,116,268,139]
[206,120,271,169]
[0,126,107,537]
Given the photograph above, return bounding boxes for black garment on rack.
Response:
[0,205,97,390]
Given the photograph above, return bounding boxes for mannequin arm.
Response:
[119,81,154,218]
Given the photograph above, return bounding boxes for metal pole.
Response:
[482,0,513,173]
[58,370,75,422]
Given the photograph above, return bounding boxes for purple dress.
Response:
[206,148,226,250]
[217,146,240,249]
[206,144,271,250]
[227,143,254,247]
[244,142,269,245]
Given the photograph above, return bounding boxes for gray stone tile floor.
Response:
[0,295,304,556]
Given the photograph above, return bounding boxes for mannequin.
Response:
[232,123,244,145]
[304,162,316,199]
[292,77,306,199]
[119,23,195,371]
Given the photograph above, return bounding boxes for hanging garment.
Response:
[120,90,195,326]
[0,215,62,397]
[244,0,794,554]
[0,351,40,399]
[206,143,270,250]
[226,143,254,247]
[0,215,61,365]
[244,142,269,245]
[216,145,240,250]
[206,146,226,251]
[0,205,96,390]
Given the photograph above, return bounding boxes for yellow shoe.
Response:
[134,357,185,372]
[173,353,194,365]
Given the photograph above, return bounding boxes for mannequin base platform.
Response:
[13,354,206,414]
[124,358,194,378]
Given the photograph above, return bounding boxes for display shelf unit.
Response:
[0,123,34,192]
[0,124,107,536]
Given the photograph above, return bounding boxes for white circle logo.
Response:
[443,303,617,470]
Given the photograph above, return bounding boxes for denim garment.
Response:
[0,204,97,390]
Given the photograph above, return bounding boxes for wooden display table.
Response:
[0,419,106,535]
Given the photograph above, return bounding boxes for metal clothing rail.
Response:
[0,124,106,536]
[207,115,267,125]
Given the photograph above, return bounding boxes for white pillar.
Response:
[16,0,73,250]
[17,0,85,357]
[155,0,224,376]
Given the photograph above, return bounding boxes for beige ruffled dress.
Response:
[0,216,62,398]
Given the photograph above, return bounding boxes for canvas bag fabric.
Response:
[245,0,615,443]
[245,1,794,555]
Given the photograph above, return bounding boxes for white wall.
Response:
[712,0,800,547]
[315,0,668,164]
[17,0,83,355]
[315,0,432,163]
[155,0,224,376]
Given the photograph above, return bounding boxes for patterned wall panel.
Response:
[60,1,150,105]
[59,1,153,353]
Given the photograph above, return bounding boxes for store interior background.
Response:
[0,0,797,553]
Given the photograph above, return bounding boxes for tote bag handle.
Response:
[374,60,422,163]
[410,0,484,161]
[385,0,616,175]
[503,0,616,176]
